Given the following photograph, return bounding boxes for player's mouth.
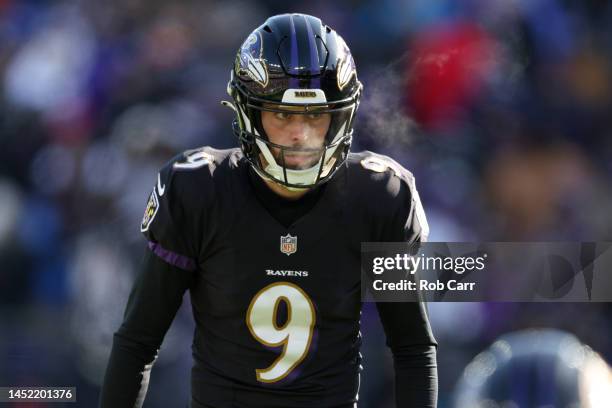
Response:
[281,151,321,169]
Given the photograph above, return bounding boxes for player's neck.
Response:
[264,179,311,200]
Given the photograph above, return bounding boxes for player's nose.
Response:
[286,116,311,143]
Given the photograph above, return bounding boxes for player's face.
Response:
[261,106,331,170]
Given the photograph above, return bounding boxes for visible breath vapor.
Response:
[357,28,525,151]
[358,52,420,149]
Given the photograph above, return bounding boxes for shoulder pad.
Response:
[140,149,208,235]
[351,151,415,185]
[172,147,217,171]
[139,147,232,268]
[348,151,429,242]
[171,146,240,171]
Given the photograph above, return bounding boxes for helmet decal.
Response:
[239,32,269,88]
[336,39,356,91]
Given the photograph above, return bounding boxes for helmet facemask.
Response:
[230,79,360,189]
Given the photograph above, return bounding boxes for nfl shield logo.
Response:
[280,233,297,256]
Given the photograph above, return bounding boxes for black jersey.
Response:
[100,147,437,408]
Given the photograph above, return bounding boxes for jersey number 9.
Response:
[246,282,316,383]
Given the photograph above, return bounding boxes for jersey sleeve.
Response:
[100,155,206,407]
[355,151,429,244]
[140,158,201,271]
[359,153,438,407]
[382,159,429,244]
[401,174,429,244]
[99,250,194,408]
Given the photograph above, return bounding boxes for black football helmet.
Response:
[225,13,362,189]
[454,329,612,408]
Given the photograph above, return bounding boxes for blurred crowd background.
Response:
[1,0,612,407]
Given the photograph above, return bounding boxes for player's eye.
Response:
[306,113,322,120]
[274,112,291,120]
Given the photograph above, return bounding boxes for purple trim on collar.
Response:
[148,241,196,272]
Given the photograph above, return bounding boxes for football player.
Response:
[99,13,437,408]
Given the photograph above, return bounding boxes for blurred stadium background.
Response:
[1,0,612,407]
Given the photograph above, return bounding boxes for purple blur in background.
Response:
[1,1,612,407]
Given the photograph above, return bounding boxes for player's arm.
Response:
[99,250,194,408]
[375,168,438,408]
[375,302,438,408]
[99,162,200,408]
